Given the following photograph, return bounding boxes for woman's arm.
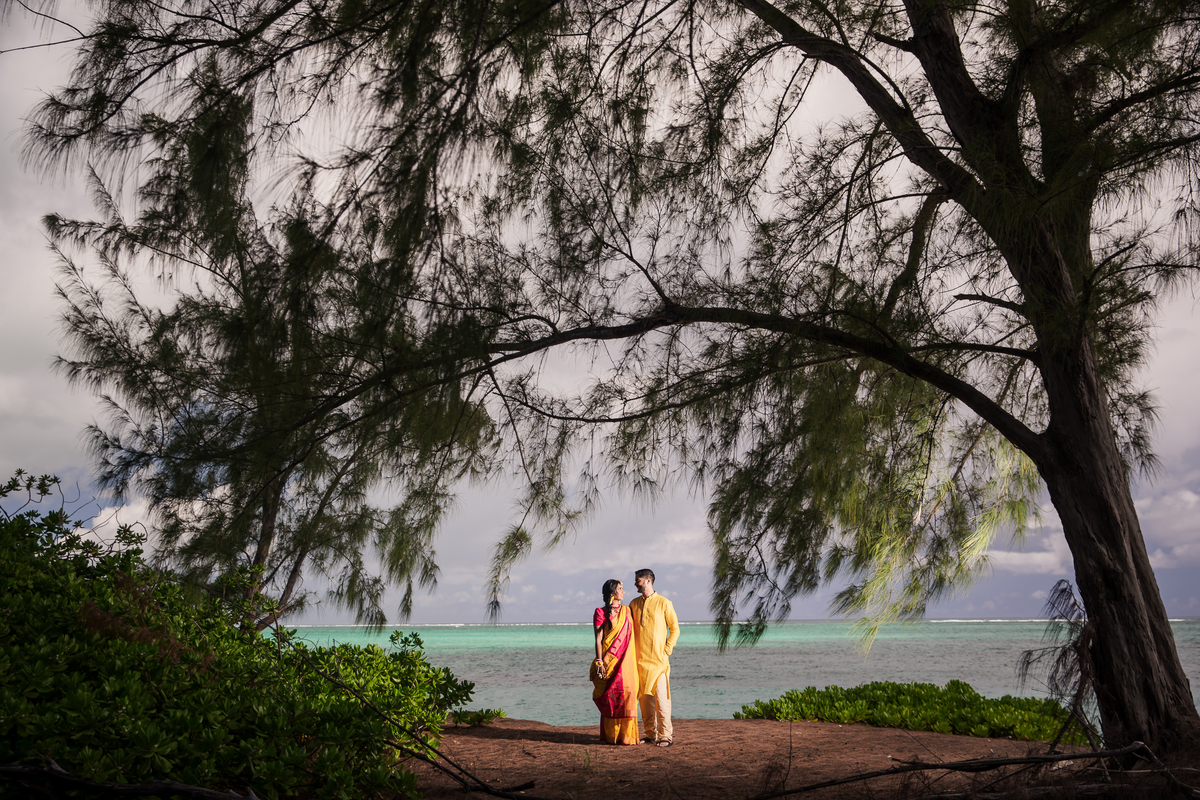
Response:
[595,625,604,661]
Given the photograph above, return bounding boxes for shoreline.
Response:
[290,616,1200,627]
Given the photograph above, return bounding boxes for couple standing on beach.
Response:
[591,569,681,747]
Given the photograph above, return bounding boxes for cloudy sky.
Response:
[3,9,1200,627]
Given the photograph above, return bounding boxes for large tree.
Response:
[463,0,1200,750]
[19,0,1200,747]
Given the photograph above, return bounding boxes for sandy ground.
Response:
[408,718,1090,799]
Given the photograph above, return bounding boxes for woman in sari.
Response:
[591,579,640,745]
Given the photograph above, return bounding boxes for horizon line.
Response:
[288,616,1200,627]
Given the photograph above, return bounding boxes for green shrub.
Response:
[448,708,507,727]
[0,474,475,799]
[734,679,1084,744]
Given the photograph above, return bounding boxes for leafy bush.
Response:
[0,474,475,799]
[448,708,507,727]
[734,679,1084,744]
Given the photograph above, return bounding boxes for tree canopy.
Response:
[19,0,1200,748]
[52,166,495,627]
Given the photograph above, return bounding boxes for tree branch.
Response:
[732,0,983,202]
[493,303,1047,461]
[5,0,86,38]
[952,293,1026,316]
[745,740,1153,800]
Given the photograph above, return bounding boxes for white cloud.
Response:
[529,492,712,577]
[1,13,103,481]
[59,497,154,550]
[986,543,1071,574]
[1147,295,1200,466]
[1134,485,1200,568]
[88,498,153,533]
[1148,545,1200,570]
[985,507,1073,575]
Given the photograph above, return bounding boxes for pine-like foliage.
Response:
[18,0,1200,745]
[53,151,494,628]
[452,0,1190,644]
[1018,580,1101,746]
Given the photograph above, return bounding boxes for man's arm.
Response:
[663,599,680,656]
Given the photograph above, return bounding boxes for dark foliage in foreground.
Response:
[0,473,474,799]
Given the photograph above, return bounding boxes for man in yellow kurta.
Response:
[629,568,681,747]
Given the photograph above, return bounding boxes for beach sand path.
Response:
[409,717,1086,799]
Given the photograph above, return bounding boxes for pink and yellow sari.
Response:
[591,604,640,745]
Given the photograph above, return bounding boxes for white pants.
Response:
[639,673,672,742]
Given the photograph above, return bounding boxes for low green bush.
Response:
[448,708,507,727]
[0,473,475,799]
[734,679,1084,744]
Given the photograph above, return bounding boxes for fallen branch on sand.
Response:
[745,740,1200,800]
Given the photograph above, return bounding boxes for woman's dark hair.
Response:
[601,578,621,634]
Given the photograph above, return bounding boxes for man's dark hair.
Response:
[635,568,655,584]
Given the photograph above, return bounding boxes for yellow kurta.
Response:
[628,592,680,698]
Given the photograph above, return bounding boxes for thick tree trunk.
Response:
[1036,343,1199,749]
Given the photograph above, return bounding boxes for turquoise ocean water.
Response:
[294,619,1200,726]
